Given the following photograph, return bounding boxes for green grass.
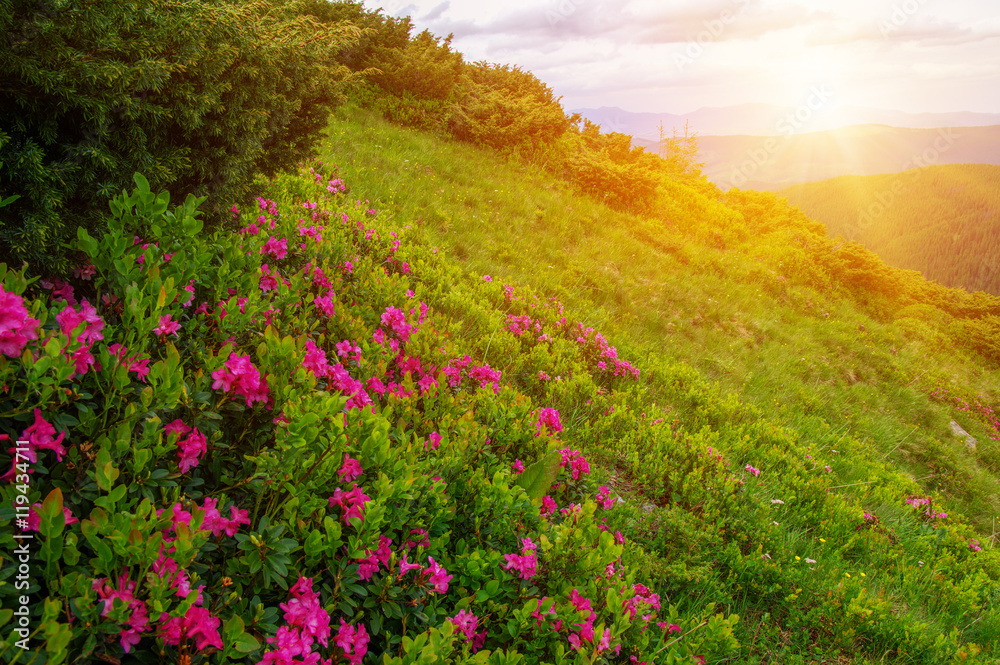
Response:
[312,104,1000,662]
[321,105,1000,532]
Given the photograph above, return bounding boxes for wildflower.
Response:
[540,495,558,517]
[153,314,181,337]
[482,275,492,282]
[503,541,539,580]
[400,552,422,575]
[338,455,363,483]
[177,428,208,473]
[261,236,288,259]
[423,557,452,593]
[536,407,563,436]
[596,486,614,509]
[805,558,817,564]
[448,609,480,641]
[745,464,761,477]
[427,432,441,450]
[512,459,525,474]
[158,606,223,652]
[0,284,40,357]
[771,499,785,505]
[329,484,370,525]
[335,620,369,665]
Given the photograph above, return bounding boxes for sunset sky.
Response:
[367,0,1000,115]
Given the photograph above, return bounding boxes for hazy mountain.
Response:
[687,124,1000,190]
[779,164,1000,295]
[574,104,1000,140]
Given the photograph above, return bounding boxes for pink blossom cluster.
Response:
[164,419,208,473]
[502,537,539,580]
[2,408,67,482]
[745,464,761,477]
[56,300,105,378]
[329,484,371,525]
[448,609,486,652]
[623,583,661,621]
[261,236,289,260]
[596,486,614,509]
[573,323,640,379]
[970,539,983,552]
[440,354,502,394]
[0,284,40,358]
[301,340,371,411]
[536,407,564,437]
[40,276,76,304]
[335,619,370,665]
[211,352,270,407]
[540,495,558,517]
[356,535,393,581]
[108,343,151,382]
[559,448,590,480]
[531,597,561,631]
[259,576,334,665]
[568,589,611,653]
[92,572,151,652]
[507,314,544,337]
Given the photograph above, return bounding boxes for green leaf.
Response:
[234,632,260,653]
[513,448,561,501]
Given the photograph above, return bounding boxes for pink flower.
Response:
[158,606,223,652]
[427,432,442,450]
[335,620,369,665]
[512,459,525,474]
[423,557,452,593]
[153,314,181,337]
[23,408,67,462]
[448,609,484,649]
[338,455,363,483]
[596,486,614,509]
[536,407,563,436]
[211,352,270,407]
[0,284,40,358]
[177,428,208,473]
[745,464,761,477]
[329,484,370,525]
[261,236,288,259]
[503,539,539,580]
[259,264,280,292]
[399,552,422,575]
[540,495,558,517]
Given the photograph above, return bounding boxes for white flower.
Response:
[771,499,785,505]
[773,521,780,526]
[805,558,816,564]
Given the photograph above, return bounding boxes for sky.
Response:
[364,0,1000,115]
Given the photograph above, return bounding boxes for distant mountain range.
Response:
[574,104,1000,139]
[779,164,1000,296]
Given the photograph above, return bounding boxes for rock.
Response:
[950,420,978,452]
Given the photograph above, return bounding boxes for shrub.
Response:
[0,0,360,273]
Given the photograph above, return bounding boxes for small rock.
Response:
[950,420,977,452]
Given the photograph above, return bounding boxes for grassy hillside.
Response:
[689,125,1000,190]
[780,164,1000,296]
[5,3,1000,663]
[313,104,1000,661]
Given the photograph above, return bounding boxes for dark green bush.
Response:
[0,0,360,273]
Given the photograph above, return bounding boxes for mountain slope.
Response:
[780,164,1000,295]
[319,104,1000,662]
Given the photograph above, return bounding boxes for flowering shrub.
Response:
[0,169,740,664]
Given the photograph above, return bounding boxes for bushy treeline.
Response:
[723,187,1000,363]
[780,164,1000,297]
[322,2,710,215]
[0,0,362,272]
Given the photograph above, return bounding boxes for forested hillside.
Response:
[2,2,1000,664]
[781,164,1000,295]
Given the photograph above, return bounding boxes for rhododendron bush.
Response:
[0,169,739,663]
